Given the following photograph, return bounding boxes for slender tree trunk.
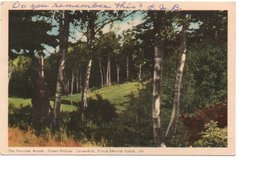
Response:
[116,63,120,85]
[76,69,79,93]
[126,56,129,81]
[64,78,70,94]
[79,68,82,91]
[8,60,13,83]
[53,11,69,127]
[108,56,111,86]
[106,56,111,86]
[99,59,104,87]
[81,59,92,110]
[70,68,75,95]
[40,55,44,77]
[165,23,187,144]
[81,12,96,117]
[138,64,142,81]
[106,57,109,86]
[31,56,52,129]
[152,37,165,147]
[103,66,106,87]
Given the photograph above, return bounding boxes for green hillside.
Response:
[9,82,142,113]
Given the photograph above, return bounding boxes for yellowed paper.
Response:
[0,1,235,155]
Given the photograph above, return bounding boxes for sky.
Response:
[42,11,200,57]
[43,11,146,57]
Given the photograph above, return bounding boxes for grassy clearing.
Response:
[9,82,142,113]
[63,82,141,113]
[9,97,31,107]
[9,98,77,112]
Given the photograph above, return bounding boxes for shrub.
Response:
[85,94,117,125]
[8,104,33,130]
[105,84,154,147]
[193,120,227,147]
[66,94,117,142]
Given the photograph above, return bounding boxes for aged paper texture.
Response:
[0,1,235,155]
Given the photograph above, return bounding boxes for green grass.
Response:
[9,97,31,107]
[9,82,142,113]
[63,82,142,113]
[9,97,77,112]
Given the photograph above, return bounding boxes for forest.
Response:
[8,10,227,147]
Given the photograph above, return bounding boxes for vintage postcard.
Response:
[0,1,235,155]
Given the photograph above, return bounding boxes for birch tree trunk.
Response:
[53,11,69,126]
[165,23,187,144]
[99,59,104,87]
[40,55,44,77]
[106,56,111,86]
[138,64,142,81]
[70,68,75,95]
[81,12,96,115]
[106,57,109,86]
[126,56,129,81]
[79,68,82,91]
[76,69,79,93]
[108,56,111,86]
[81,59,92,110]
[116,63,120,85]
[152,37,165,147]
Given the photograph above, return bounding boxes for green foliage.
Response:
[66,95,118,142]
[9,11,57,56]
[44,54,59,96]
[8,10,228,147]
[9,104,33,130]
[193,121,227,147]
[85,94,118,124]
[9,56,32,98]
[106,83,154,146]
[161,38,227,114]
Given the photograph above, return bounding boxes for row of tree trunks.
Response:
[98,54,135,87]
[53,11,70,127]
[99,58,121,87]
[61,67,81,95]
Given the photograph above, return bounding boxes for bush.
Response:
[105,84,154,147]
[9,104,33,130]
[85,94,117,125]
[193,120,227,147]
[66,94,117,142]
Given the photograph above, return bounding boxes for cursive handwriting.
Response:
[51,2,111,9]
[114,2,136,9]
[11,1,181,11]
